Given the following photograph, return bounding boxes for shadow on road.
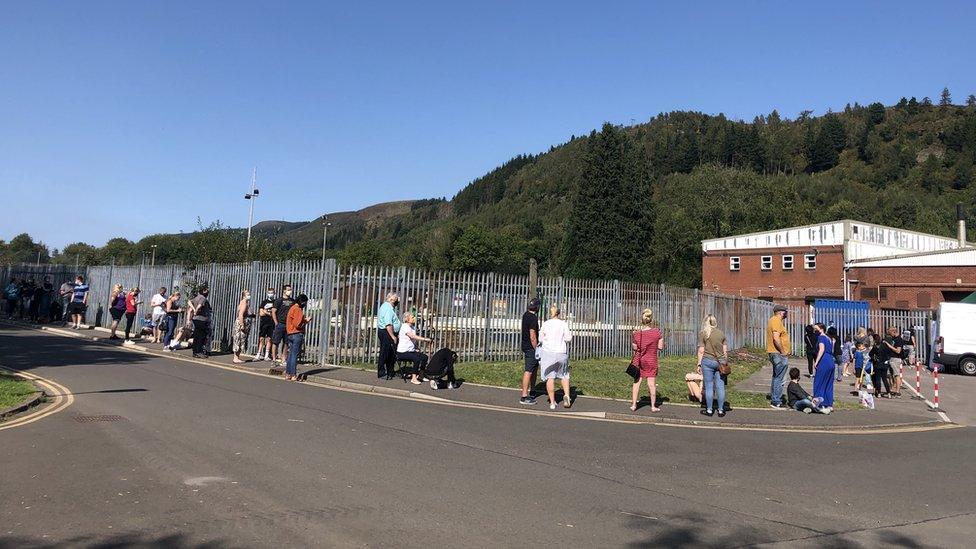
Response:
[620,510,930,548]
[0,532,229,549]
[0,324,154,373]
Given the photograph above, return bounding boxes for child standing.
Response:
[840,335,854,379]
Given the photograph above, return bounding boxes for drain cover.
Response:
[73,415,128,423]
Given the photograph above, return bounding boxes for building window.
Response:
[804,254,817,270]
[729,257,740,271]
[782,255,794,270]
[760,256,772,271]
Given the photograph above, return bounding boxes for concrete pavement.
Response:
[2,325,975,548]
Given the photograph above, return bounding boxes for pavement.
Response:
[2,322,976,548]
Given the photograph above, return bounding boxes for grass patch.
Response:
[348,352,773,408]
[0,373,37,410]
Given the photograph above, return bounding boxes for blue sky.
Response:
[3,1,975,250]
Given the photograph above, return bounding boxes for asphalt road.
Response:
[1,326,974,548]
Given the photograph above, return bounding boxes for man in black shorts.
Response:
[256,287,275,360]
[519,297,541,405]
[271,284,296,364]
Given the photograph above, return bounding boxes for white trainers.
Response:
[563,394,572,408]
[447,382,456,390]
[429,380,438,390]
[549,402,556,410]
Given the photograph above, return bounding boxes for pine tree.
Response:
[560,123,652,280]
[940,87,952,107]
[967,94,976,108]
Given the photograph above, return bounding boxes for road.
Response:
[1,326,974,548]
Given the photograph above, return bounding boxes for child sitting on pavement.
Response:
[787,367,830,414]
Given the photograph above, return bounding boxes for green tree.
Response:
[940,87,952,107]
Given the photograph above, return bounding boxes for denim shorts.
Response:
[523,350,539,373]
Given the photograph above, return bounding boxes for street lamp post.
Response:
[244,167,260,252]
[321,219,331,265]
[150,244,157,269]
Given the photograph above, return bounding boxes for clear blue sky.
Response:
[3,1,975,250]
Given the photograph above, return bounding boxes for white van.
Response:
[935,302,976,375]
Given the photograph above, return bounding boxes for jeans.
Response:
[701,357,725,412]
[286,332,304,376]
[793,398,824,413]
[162,315,177,346]
[124,312,137,339]
[769,353,789,405]
[396,351,428,375]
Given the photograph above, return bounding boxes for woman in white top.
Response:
[396,312,432,385]
[149,287,168,343]
[539,305,573,410]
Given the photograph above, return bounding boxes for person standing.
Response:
[5,278,20,318]
[376,292,401,379]
[39,276,54,323]
[67,275,89,329]
[812,323,836,412]
[696,314,728,417]
[149,287,168,343]
[284,294,310,381]
[519,297,541,405]
[189,286,212,358]
[396,312,432,384]
[108,283,126,339]
[765,305,792,408]
[123,287,142,340]
[271,285,296,364]
[256,287,275,360]
[630,309,664,413]
[58,278,75,325]
[539,305,573,411]
[881,327,905,397]
[162,290,182,349]
[803,325,817,378]
[233,290,254,364]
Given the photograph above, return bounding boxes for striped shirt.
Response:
[71,284,89,303]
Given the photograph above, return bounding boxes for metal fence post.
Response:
[482,272,494,361]
[318,259,335,365]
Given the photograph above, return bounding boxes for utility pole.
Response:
[244,167,260,253]
[320,219,331,265]
[35,250,41,266]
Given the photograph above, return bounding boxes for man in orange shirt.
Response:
[766,304,792,408]
[284,294,309,381]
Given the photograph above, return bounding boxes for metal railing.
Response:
[4,260,902,364]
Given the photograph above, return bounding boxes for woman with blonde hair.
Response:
[696,314,729,417]
[108,283,126,339]
[539,304,573,410]
[396,311,433,385]
[630,309,664,412]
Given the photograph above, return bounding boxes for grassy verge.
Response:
[0,373,38,410]
[348,351,774,408]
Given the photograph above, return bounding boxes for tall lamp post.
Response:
[320,219,331,265]
[244,167,260,252]
[150,244,157,269]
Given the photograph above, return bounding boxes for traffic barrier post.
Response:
[929,367,942,412]
[912,361,924,401]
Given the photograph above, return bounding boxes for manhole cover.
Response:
[73,415,128,423]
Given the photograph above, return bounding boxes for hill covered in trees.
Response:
[6,89,976,287]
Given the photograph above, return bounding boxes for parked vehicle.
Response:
[935,302,976,375]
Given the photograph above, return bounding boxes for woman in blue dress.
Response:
[812,322,836,411]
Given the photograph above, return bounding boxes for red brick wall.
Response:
[849,266,976,310]
[702,245,845,305]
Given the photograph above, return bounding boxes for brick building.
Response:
[848,248,976,309]
[701,220,967,308]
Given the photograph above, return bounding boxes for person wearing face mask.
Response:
[376,292,401,379]
[233,289,256,364]
[188,286,212,358]
[256,287,275,360]
[271,284,296,365]
[284,294,310,381]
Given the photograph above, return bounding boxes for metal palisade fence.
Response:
[1,260,928,365]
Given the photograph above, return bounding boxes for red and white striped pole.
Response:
[913,361,923,400]
[932,367,940,410]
